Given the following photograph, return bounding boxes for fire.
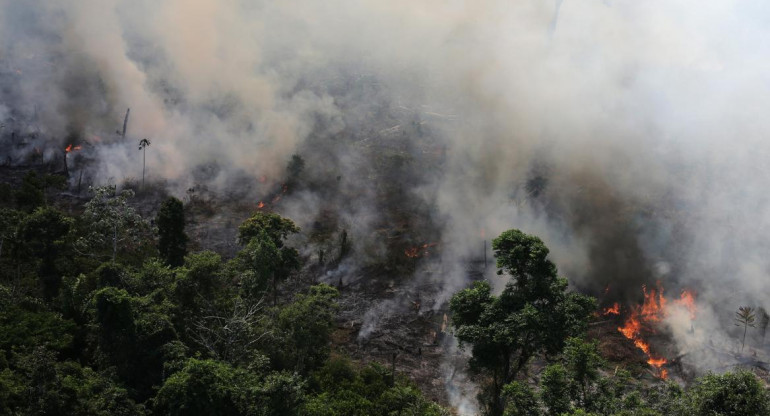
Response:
[639,285,666,322]
[65,144,82,153]
[603,302,620,316]
[257,201,265,209]
[404,242,438,258]
[615,283,698,380]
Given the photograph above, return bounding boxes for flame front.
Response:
[615,285,698,379]
[603,302,620,316]
[615,283,691,380]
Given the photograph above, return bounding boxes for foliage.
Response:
[450,229,595,416]
[563,337,604,408]
[685,370,770,416]
[303,357,449,416]
[157,197,188,267]
[735,306,756,352]
[235,212,301,304]
[77,186,148,262]
[269,284,339,373]
[19,207,74,298]
[237,211,300,247]
[1,171,767,416]
[540,364,571,416]
[502,381,541,416]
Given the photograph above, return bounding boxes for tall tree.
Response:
[139,138,151,189]
[157,197,188,267]
[77,186,147,262]
[20,207,74,298]
[735,306,756,352]
[236,212,300,305]
[450,229,595,416]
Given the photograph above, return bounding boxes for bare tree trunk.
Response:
[142,148,146,189]
[742,323,748,352]
[122,108,130,139]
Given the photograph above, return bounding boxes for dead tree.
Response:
[121,108,130,139]
[139,138,151,189]
[735,306,756,352]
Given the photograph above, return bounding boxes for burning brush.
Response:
[604,284,697,379]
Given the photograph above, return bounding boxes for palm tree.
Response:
[138,138,151,189]
[735,306,756,352]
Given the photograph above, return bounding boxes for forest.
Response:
[0,168,767,416]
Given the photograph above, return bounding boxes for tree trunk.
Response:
[742,323,748,352]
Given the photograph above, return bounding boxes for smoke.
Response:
[3,0,770,407]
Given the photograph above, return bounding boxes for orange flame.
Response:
[640,285,666,322]
[65,144,82,153]
[603,302,620,316]
[405,242,438,258]
[616,283,684,380]
[257,201,265,209]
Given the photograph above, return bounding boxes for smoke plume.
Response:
[3,0,770,409]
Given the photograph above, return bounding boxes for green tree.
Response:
[0,208,24,259]
[540,364,571,416]
[173,251,227,336]
[77,186,147,262]
[734,306,756,352]
[236,212,300,304]
[15,171,45,212]
[270,284,339,374]
[501,381,541,416]
[157,197,188,267]
[153,358,249,416]
[563,338,604,408]
[237,211,300,246]
[91,287,136,371]
[19,207,74,298]
[686,371,770,416]
[14,171,66,212]
[450,229,595,416]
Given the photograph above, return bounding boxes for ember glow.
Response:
[602,302,620,316]
[616,284,697,379]
[257,201,266,209]
[64,144,82,153]
[404,242,438,258]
